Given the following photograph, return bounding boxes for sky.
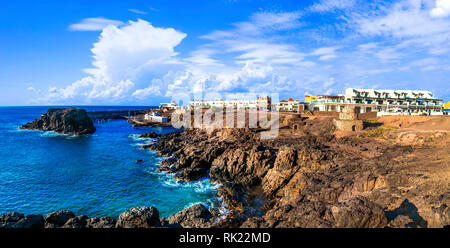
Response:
[0,0,449,106]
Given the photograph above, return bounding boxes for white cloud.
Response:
[310,0,355,12]
[132,83,161,99]
[352,0,450,62]
[129,9,148,15]
[199,11,306,66]
[27,86,41,93]
[40,19,186,104]
[249,11,303,31]
[356,0,450,37]
[69,17,124,31]
[323,77,336,88]
[430,0,450,17]
[85,19,186,82]
[310,46,341,60]
[32,6,450,104]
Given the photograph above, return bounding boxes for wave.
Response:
[129,131,224,218]
[12,127,90,140]
[149,168,218,194]
[215,195,229,221]
[39,131,88,139]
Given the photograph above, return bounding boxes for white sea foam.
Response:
[215,195,230,220]
[129,134,156,147]
[38,131,91,139]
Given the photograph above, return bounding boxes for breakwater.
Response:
[87,110,148,120]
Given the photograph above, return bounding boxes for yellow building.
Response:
[304,95,317,103]
[444,101,450,109]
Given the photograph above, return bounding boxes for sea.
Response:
[0,106,219,218]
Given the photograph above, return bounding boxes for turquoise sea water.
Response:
[0,106,219,218]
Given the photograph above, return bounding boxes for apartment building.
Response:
[306,88,444,116]
[279,98,300,111]
[189,96,272,111]
[159,101,178,110]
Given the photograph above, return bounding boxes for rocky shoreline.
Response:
[0,204,215,228]
[141,117,449,228]
[6,112,449,228]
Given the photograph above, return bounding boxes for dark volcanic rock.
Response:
[174,167,208,181]
[168,204,214,228]
[62,215,89,228]
[86,217,117,228]
[14,215,45,228]
[0,212,24,223]
[116,207,160,228]
[20,107,96,135]
[139,132,160,138]
[44,210,75,226]
[0,212,25,228]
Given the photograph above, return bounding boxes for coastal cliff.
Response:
[20,108,96,135]
[143,117,450,228]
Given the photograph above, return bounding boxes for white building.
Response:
[189,96,272,111]
[159,101,178,110]
[144,113,168,122]
[307,88,444,116]
[279,98,300,112]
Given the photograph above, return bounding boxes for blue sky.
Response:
[0,0,449,106]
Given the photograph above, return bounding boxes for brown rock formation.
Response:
[143,116,449,228]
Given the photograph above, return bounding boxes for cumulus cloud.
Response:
[132,83,161,99]
[32,4,450,104]
[69,17,124,31]
[39,19,186,104]
[430,0,450,17]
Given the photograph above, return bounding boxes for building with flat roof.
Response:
[189,96,272,111]
[279,98,300,112]
[159,101,178,110]
[306,88,444,116]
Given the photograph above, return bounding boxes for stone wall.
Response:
[334,119,363,131]
[340,111,356,120]
[357,112,378,120]
[312,111,340,117]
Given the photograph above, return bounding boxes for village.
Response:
[127,87,449,134]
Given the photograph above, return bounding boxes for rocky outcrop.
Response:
[0,213,45,228]
[1,206,169,228]
[63,215,89,228]
[116,207,161,228]
[86,217,117,228]
[20,108,96,135]
[4,115,449,228]
[167,204,214,228]
[44,210,75,226]
[139,132,160,138]
[142,119,450,228]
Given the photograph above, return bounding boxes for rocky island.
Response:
[20,107,96,135]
